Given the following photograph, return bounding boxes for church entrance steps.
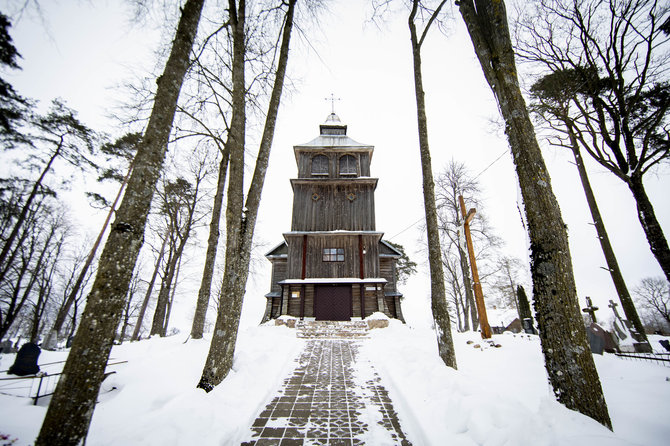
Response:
[296,320,370,339]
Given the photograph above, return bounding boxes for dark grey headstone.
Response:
[7,343,41,376]
[659,339,670,352]
[0,339,16,354]
[587,323,606,355]
[633,342,653,353]
[522,318,536,334]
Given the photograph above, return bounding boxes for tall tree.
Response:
[198,0,297,391]
[0,197,56,341]
[173,26,234,340]
[435,160,502,331]
[633,276,670,325]
[529,70,649,343]
[515,0,670,282]
[36,1,205,443]
[150,161,208,337]
[384,241,418,285]
[458,0,612,429]
[0,100,96,285]
[43,132,140,349]
[0,12,30,147]
[406,0,457,369]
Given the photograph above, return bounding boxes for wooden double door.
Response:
[314,285,351,321]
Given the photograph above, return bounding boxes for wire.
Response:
[388,149,509,241]
[473,149,508,180]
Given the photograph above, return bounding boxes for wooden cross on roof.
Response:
[325,93,341,114]
[582,296,599,324]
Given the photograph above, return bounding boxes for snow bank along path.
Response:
[364,320,670,446]
[1,322,669,445]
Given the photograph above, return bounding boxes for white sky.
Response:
[4,0,669,331]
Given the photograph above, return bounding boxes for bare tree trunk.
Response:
[408,0,457,369]
[163,253,182,335]
[35,1,204,444]
[457,241,478,330]
[198,0,296,391]
[151,241,179,336]
[458,0,611,429]
[567,129,647,342]
[0,146,60,276]
[131,235,167,341]
[191,146,230,339]
[627,172,670,282]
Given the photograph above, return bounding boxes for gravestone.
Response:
[659,339,670,352]
[0,339,16,354]
[522,318,536,334]
[7,343,41,376]
[586,323,606,355]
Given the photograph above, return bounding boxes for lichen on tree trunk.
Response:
[627,172,670,283]
[197,0,297,392]
[408,0,457,370]
[191,146,230,339]
[35,1,205,444]
[458,0,611,429]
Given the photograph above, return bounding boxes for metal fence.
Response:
[0,360,127,405]
[613,352,670,367]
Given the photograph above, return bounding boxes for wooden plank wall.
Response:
[379,258,395,292]
[270,260,287,294]
[291,182,376,231]
[286,234,380,278]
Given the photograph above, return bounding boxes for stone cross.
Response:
[325,93,341,114]
[582,296,599,324]
[608,299,622,320]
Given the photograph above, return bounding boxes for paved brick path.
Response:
[241,339,411,446]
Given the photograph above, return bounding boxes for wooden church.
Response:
[261,113,406,322]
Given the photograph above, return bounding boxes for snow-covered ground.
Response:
[1,323,668,445]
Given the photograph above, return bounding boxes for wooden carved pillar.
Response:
[300,284,306,319]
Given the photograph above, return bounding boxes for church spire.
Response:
[321,93,347,135]
[320,112,347,136]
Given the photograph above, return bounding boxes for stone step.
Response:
[295,320,370,339]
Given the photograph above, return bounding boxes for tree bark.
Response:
[627,173,670,283]
[44,163,133,349]
[198,0,296,391]
[458,0,611,429]
[191,146,230,339]
[35,1,204,444]
[408,0,457,369]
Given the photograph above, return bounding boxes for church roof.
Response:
[295,113,373,149]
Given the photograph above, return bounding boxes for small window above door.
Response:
[323,248,344,262]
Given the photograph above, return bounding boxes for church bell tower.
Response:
[262,113,405,322]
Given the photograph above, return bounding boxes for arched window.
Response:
[311,155,329,175]
[339,155,357,176]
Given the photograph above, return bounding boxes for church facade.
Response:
[261,113,406,322]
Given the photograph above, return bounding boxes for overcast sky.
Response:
[5,0,669,331]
